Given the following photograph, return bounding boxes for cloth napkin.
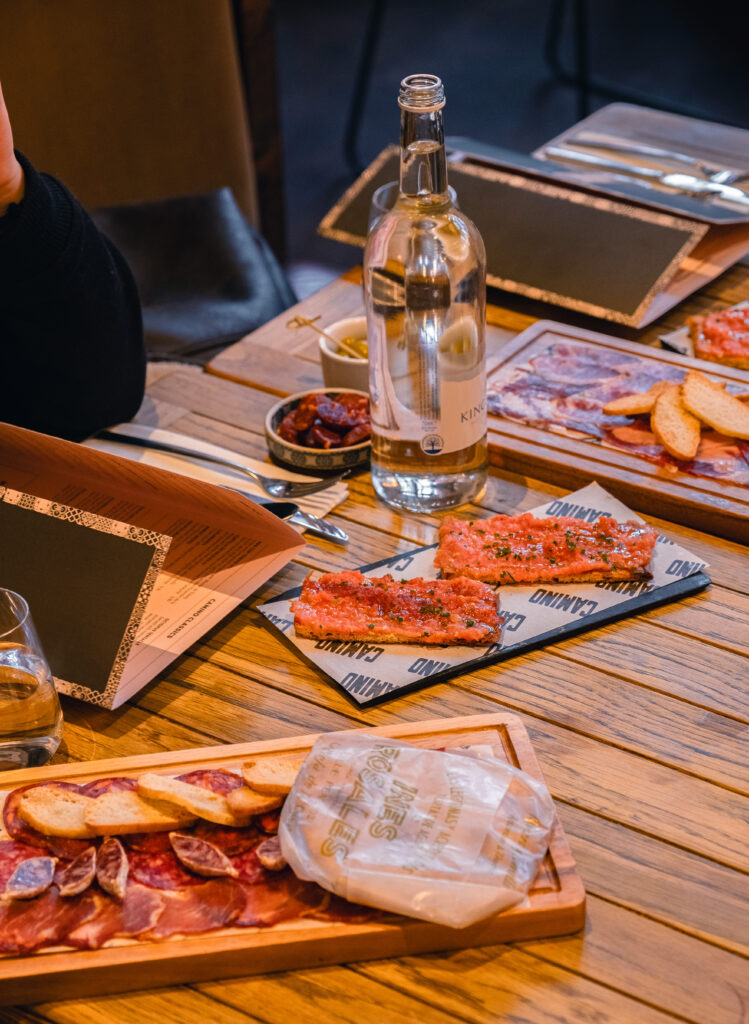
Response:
[83,423,349,518]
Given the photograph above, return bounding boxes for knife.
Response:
[544,146,749,207]
[231,491,349,546]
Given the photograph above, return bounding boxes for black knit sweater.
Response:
[0,152,145,441]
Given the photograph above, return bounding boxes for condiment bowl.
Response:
[265,388,371,471]
[318,316,369,392]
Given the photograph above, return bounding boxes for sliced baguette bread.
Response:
[241,753,307,796]
[650,384,701,460]
[137,773,256,826]
[18,785,98,839]
[602,380,671,416]
[84,789,196,835]
[681,370,749,439]
[226,786,283,818]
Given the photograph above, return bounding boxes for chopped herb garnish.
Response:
[466,619,475,627]
[367,623,374,629]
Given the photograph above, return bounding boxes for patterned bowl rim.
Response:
[264,388,371,455]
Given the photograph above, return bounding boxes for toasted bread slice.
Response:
[226,786,283,818]
[602,380,671,416]
[18,785,97,839]
[681,370,749,439]
[650,384,701,460]
[137,773,256,826]
[241,754,307,796]
[84,789,196,835]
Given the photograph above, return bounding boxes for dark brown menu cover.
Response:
[0,487,169,702]
[319,145,749,328]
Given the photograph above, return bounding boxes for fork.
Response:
[96,430,346,500]
[568,135,749,188]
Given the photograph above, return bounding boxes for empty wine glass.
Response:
[0,589,63,770]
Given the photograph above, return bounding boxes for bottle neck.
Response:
[399,107,448,201]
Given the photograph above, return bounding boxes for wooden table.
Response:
[16,269,749,1024]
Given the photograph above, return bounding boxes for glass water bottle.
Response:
[364,73,488,512]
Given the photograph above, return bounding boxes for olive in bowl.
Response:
[265,388,371,471]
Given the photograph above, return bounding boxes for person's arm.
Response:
[0,81,146,441]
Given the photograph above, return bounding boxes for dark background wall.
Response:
[273,0,749,286]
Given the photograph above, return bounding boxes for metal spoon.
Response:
[242,497,349,545]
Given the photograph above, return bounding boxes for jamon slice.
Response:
[145,878,245,938]
[292,571,502,645]
[128,849,203,890]
[0,888,99,953]
[66,885,165,949]
[435,512,657,585]
[235,870,329,927]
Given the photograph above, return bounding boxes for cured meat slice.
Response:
[2,782,89,860]
[65,885,165,949]
[258,810,281,834]
[145,878,245,938]
[292,571,502,645]
[310,894,379,923]
[1,856,56,900]
[96,837,129,900]
[128,849,203,890]
[169,833,239,878]
[191,819,259,856]
[0,839,41,889]
[436,513,657,584]
[235,870,328,927]
[79,776,138,798]
[123,831,173,854]
[230,846,266,884]
[57,846,97,897]
[0,888,99,954]
[177,768,244,794]
[255,836,286,872]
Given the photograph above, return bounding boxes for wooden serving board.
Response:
[487,320,749,544]
[0,714,584,1006]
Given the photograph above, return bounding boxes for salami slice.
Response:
[57,847,97,898]
[177,769,244,794]
[255,836,286,872]
[2,782,89,860]
[191,820,258,856]
[96,838,129,900]
[258,809,280,834]
[169,833,239,878]
[230,846,266,885]
[1,856,56,900]
[79,777,138,798]
[123,831,173,854]
[146,878,245,938]
[128,849,202,890]
[0,839,42,889]
[235,870,328,927]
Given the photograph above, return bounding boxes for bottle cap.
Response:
[398,74,445,113]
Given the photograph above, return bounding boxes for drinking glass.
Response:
[368,180,458,230]
[0,589,63,769]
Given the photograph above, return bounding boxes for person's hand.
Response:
[0,80,24,215]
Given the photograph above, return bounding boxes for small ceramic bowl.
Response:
[318,316,369,392]
[265,388,371,471]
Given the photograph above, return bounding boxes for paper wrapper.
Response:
[258,483,710,706]
[279,733,555,928]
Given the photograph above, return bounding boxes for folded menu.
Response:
[258,483,709,707]
[0,423,303,708]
